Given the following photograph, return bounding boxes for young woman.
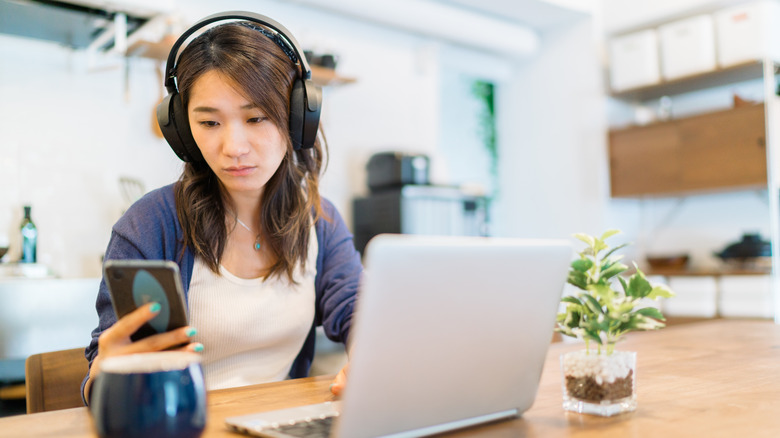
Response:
[82,15,361,403]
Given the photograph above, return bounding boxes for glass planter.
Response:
[560,350,637,417]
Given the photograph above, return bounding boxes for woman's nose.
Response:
[222,123,250,157]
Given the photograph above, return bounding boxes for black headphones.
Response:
[156,11,323,162]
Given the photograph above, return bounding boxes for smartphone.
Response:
[103,259,189,342]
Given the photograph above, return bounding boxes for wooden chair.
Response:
[25,348,89,414]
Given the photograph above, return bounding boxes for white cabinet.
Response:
[719,275,773,318]
[663,276,718,317]
[0,278,99,360]
[652,274,772,319]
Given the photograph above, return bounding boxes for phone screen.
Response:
[104,260,189,342]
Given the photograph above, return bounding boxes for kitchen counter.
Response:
[0,278,99,361]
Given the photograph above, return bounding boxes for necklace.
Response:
[232,215,262,251]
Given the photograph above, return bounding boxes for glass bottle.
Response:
[20,205,37,263]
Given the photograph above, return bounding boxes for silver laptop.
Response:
[226,234,572,438]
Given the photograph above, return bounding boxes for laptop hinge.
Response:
[374,409,520,438]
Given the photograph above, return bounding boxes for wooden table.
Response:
[2,319,779,437]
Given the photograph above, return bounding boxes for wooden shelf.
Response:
[126,36,178,61]
[644,267,770,277]
[127,40,356,87]
[610,61,773,101]
[310,65,356,87]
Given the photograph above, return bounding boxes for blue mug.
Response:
[90,352,207,438]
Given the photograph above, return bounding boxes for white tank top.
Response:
[188,227,317,390]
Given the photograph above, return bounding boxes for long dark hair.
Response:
[173,22,326,282]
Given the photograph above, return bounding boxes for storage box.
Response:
[715,1,780,67]
[663,277,717,317]
[719,275,773,318]
[608,29,661,92]
[658,15,717,80]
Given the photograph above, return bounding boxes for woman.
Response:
[82,17,360,403]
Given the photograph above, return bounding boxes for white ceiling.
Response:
[438,0,592,30]
[7,0,594,58]
[281,0,593,57]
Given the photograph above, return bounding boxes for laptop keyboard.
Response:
[270,415,335,438]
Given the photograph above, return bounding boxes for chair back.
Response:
[25,348,88,414]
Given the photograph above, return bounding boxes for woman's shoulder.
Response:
[314,197,344,231]
[318,197,338,216]
[314,197,355,252]
[115,183,179,234]
[135,183,177,210]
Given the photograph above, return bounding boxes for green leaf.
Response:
[563,310,582,329]
[618,276,629,294]
[615,300,636,315]
[561,296,583,306]
[555,326,576,338]
[592,238,609,255]
[567,271,588,289]
[635,307,666,321]
[600,229,621,241]
[626,272,653,298]
[571,258,593,272]
[600,262,628,280]
[599,255,624,272]
[603,253,626,266]
[617,315,641,332]
[646,285,676,300]
[573,233,595,248]
[587,284,615,304]
[602,243,629,261]
[583,328,603,344]
[590,314,611,333]
[581,294,604,314]
[623,313,666,331]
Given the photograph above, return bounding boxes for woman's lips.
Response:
[223,166,256,177]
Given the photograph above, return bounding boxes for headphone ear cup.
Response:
[157,94,187,161]
[289,78,322,150]
[289,79,306,150]
[302,79,322,149]
[157,92,203,162]
[170,95,203,162]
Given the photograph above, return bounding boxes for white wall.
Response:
[495,18,613,243]
[0,36,183,277]
[0,0,510,278]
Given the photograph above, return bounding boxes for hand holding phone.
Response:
[103,260,189,342]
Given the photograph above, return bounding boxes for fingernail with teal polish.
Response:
[149,302,161,313]
[185,327,198,337]
[193,343,204,353]
[329,383,335,391]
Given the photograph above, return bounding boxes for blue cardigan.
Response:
[83,184,362,401]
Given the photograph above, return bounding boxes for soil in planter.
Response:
[565,370,633,402]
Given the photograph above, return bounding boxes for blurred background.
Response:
[1,0,779,414]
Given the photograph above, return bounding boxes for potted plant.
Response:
[556,230,675,416]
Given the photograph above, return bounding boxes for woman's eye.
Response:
[248,117,267,124]
[198,121,219,127]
